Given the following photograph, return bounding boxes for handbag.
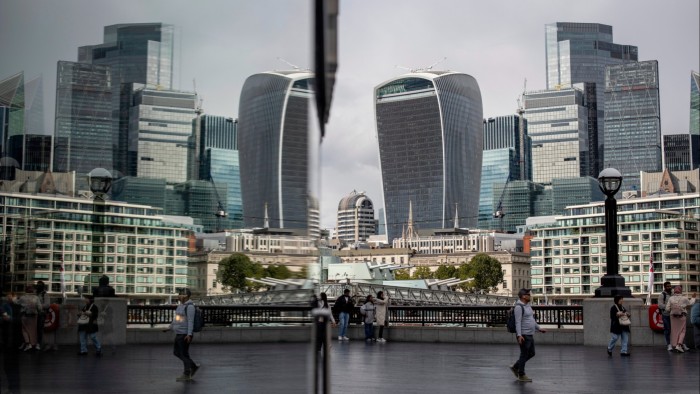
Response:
[77,314,90,325]
[615,304,631,326]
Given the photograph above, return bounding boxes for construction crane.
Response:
[493,177,511,232]
[210,179,228,232]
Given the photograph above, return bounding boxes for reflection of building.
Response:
[336,190,377,244]
[238,71,315,234]
[375,71,483,243]
[528,193,700,304]
[604,60,661,191]
[640,168,699,195]
[53,61,113,180]
[691,71,699,135]
[1,191,192,303]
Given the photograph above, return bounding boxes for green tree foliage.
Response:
[265,265,292,279]
[412,266,433,279]
[434,264,457,279]
[216,253,262,292]
[292,266,308,279]
[393,269,411,280]
[460,253,504,293]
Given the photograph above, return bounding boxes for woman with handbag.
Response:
[665,286,696,353]
[607,295,631,357]
[77,295,102,356]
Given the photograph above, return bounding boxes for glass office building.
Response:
[375,72,483,242]
[203,148,243,229]
[478,148,517,230]
[545,22,638,170]
[129,88,196,184]
[604,60,661,192]
[0,73,24,157]
[663,134,700,172]
[336,191,377,243]
[238,71,314,233]
[53,61,113,181]
[523,87,589,185]
[79,23,175,177]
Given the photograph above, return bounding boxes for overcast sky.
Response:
[1,0,698,229]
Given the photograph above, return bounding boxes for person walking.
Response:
[93,275,117,297]
[607,295,631,357]
[77,295,102,356]
[657,281,674,351]
[17,285,41,351]
[509,288,546,383]
[312,293,335,351]
[360,294,376,342]
[690,299,700,350]
[167,288,199,381]
[35,281,49,350]
[1,292,16,350]
[665,286,695,353]
[334,289,354,341]
[375,291,390,342]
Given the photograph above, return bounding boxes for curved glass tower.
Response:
[238,71,314,231]
[374,71,483,243]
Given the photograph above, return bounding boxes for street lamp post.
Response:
[88,168,112,295]
[594,168,632,298]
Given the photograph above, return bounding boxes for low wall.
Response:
[127,325,584,345]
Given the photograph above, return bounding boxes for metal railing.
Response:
[127,305,583,329]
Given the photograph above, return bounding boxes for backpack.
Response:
[669,300,684,317]
[506,304,524,333]
[189,304,205,332]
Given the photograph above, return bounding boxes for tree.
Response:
[265,265,292,280]
[412,266,433,279]
[393,269,411,280]
[216,253,262,292]
[434,264,457,279]
[460,253,504,293]
[292,266,308,279]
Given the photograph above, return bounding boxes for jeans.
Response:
[79,331,101,353]
[608,331,629,354]
[364,323,374,340]
[694,323,700,350]
[662,314,671,345]
[514,335,535,376]
[338,312,350,338]
[173,334,195,374]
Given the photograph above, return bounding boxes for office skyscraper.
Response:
[336,191,377,244]
[523,86,589,185]
[192,115,242,229]
[663,134,699,172]
[238,71,315,232]
[375,71,483,242]
[54,61,112,179]
[604,60,661,191]
[479,115,530,231]
[691,71,700,135]
[128,87,196,184]
[545,22,637,169]
[79,23,175,176]
[0,73,24,158]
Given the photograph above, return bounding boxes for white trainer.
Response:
[342,336,350,341]
[667,344,673,351]
[337,336,343,341]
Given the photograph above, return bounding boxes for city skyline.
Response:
[1,0,698,229]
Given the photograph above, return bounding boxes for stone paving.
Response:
[1,340,698,393]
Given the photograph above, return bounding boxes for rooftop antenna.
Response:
[516,78,527,114]
[193,79,203,115]
[394,57,447,73]
[277,57,301,71]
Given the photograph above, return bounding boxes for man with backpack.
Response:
[509,288,546,383]
[360,294,376,341]
[167,288,200,381]
[657,281,674,351]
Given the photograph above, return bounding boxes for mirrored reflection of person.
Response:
[665,286,696,353]
[607,295,631,357]
[18,285,41,351]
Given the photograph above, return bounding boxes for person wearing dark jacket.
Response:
[607,295,631,357]
[93,275,116,297]
[334,289,354,341]
[77,295,102,356]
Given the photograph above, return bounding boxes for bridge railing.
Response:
[127,305,583,329]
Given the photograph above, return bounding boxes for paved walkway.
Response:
[1,341,698,393]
